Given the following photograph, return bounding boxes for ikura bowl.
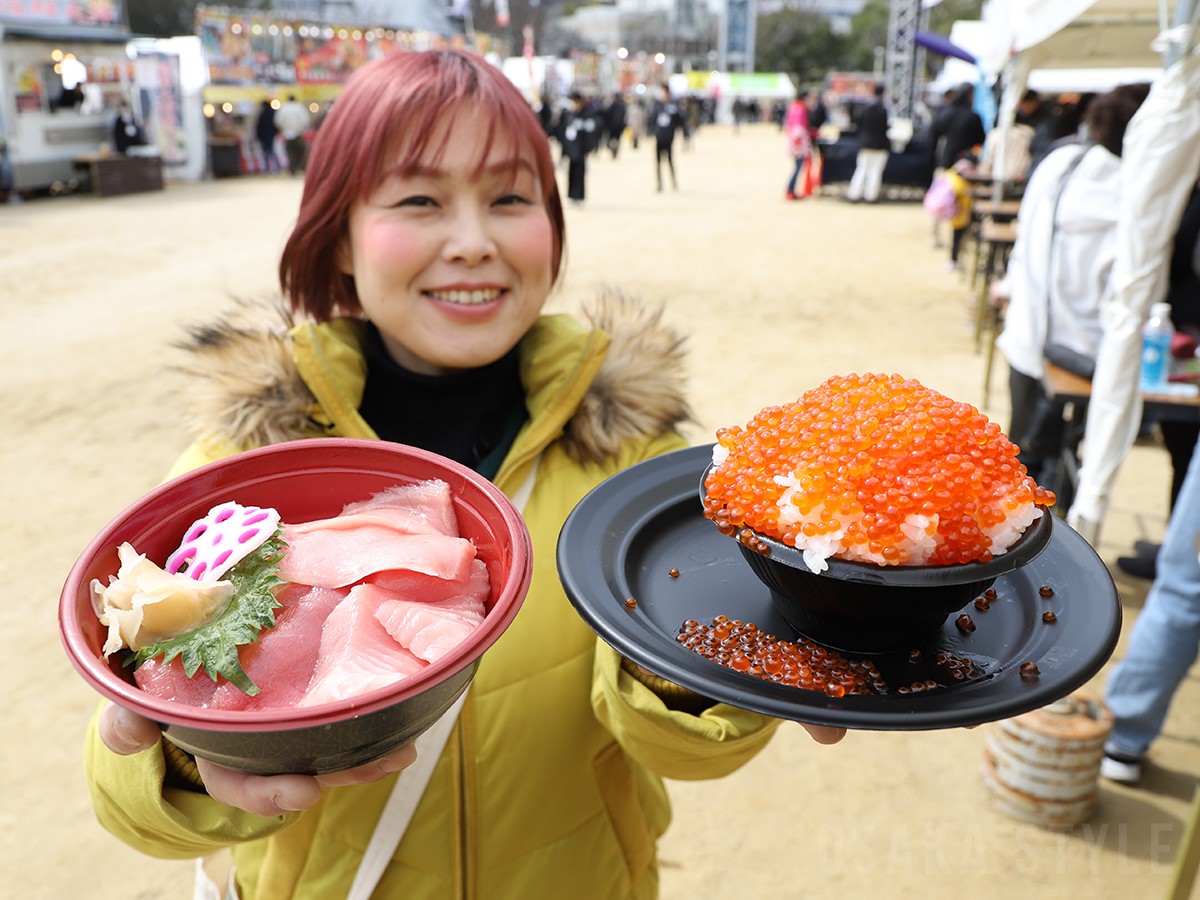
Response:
[701,469,1053,654]
[60,438,532,776]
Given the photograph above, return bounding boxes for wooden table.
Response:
[1042,360,1200,499]
[975,220,1018,408]
[973,198,1022,221]
[73,153,163,198]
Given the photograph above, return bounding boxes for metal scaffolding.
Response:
[883,0,927,120]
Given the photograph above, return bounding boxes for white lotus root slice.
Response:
[165,502,282,581]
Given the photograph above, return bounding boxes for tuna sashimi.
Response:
[336,480,460,536]
[366,557,491,604]
[134,654,220,706]
[210,584,347,711]
[279,528,475,589]
[301,583,428,707]
[374,560,489,662]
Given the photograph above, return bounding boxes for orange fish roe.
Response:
[702,373,1055,567]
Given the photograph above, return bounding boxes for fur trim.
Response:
[173,290,691,463]
[174,297,316,449]
[562,288,693,463]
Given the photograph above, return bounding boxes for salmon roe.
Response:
[676,616,885,696]
[702,373,1056,566]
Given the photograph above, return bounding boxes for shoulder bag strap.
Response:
[1043,144,1091,346]
[346,453,542,900]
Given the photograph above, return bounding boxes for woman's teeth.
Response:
[427,289,502,305]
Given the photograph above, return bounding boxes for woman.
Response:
[85,50,844,900]
[783,91,812,201]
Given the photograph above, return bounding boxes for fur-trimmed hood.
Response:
[174,290,693,466]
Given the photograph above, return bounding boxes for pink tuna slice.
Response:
[134,655,220,707]
[166,501,281,581]
[366,564,490,603]
[373,560,488,663]
[279,527,475,589]
[301,583,428,707]
[288,480,460,538]
[210,584,348,711]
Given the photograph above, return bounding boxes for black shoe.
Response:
[1116,554,1157,580]
[1134,540,1161,558]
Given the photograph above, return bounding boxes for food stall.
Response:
[0,0,141,192]
[196,5,491,175]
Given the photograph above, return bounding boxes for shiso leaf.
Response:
[130,531,287,696]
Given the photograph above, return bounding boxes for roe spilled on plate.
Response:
[701,373,1056,574]
[90,480,489,711]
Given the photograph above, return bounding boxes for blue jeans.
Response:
[786,156,806,194]
[1104,430,1200,757]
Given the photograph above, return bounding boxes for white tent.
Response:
[973,0,1200,543]
[1069,46,1200,543]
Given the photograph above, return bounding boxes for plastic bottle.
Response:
[1140,302,1175,392]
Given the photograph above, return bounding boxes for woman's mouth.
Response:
[425,288,504,305]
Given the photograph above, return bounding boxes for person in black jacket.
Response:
[255,100,280,172]
[930,82,986,171]
[604,92,626,158]
[651,85,685,191]
[845,84,890,203]
[556,92,595,206]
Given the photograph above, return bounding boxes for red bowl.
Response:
[60,438,532,775]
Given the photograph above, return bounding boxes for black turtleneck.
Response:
[357,323,528,478]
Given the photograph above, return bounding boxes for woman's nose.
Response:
[443,204,497,266]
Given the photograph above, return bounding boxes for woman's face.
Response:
[338,104,555,376]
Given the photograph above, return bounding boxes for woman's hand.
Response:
[799,723,846,745]
[98,702,418,818]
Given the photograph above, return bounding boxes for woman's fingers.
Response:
[195,758,323,817]
[314,743,418,790]
[193,744,417,816]
[800,723,847,745]
[98,702,162,755]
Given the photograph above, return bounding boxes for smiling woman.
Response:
[82,47,803,900]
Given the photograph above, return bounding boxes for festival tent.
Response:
[1068,44,1200,543]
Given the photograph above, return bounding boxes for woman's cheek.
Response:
[508,213,555,276]
[358,219,425,276]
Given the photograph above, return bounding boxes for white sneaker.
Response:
[1099,753,1143,784]
[944,260,962,273]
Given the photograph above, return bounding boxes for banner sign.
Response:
[198,7,461,86]
[136,52,185,164]
[0,0,123,27]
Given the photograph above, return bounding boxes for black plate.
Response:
[557,445,1122,731]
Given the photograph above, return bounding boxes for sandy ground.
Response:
[2,122,1196,899]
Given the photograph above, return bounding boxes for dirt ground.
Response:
[2,122,1196,900]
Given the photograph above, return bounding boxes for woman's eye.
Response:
[495,193,532,206]
[396,195,437,208]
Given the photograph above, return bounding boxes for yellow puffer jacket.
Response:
[84,295,780,900]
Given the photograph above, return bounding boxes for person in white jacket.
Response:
[991,83,1150,510]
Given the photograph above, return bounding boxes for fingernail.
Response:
[379,751,415,774]
[111,717,139,753]
[272,793,304,812]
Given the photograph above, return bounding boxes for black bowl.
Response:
[702,469,1054,654]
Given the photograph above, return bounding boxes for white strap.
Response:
[345,454,541,900]
[346,687,470,900]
